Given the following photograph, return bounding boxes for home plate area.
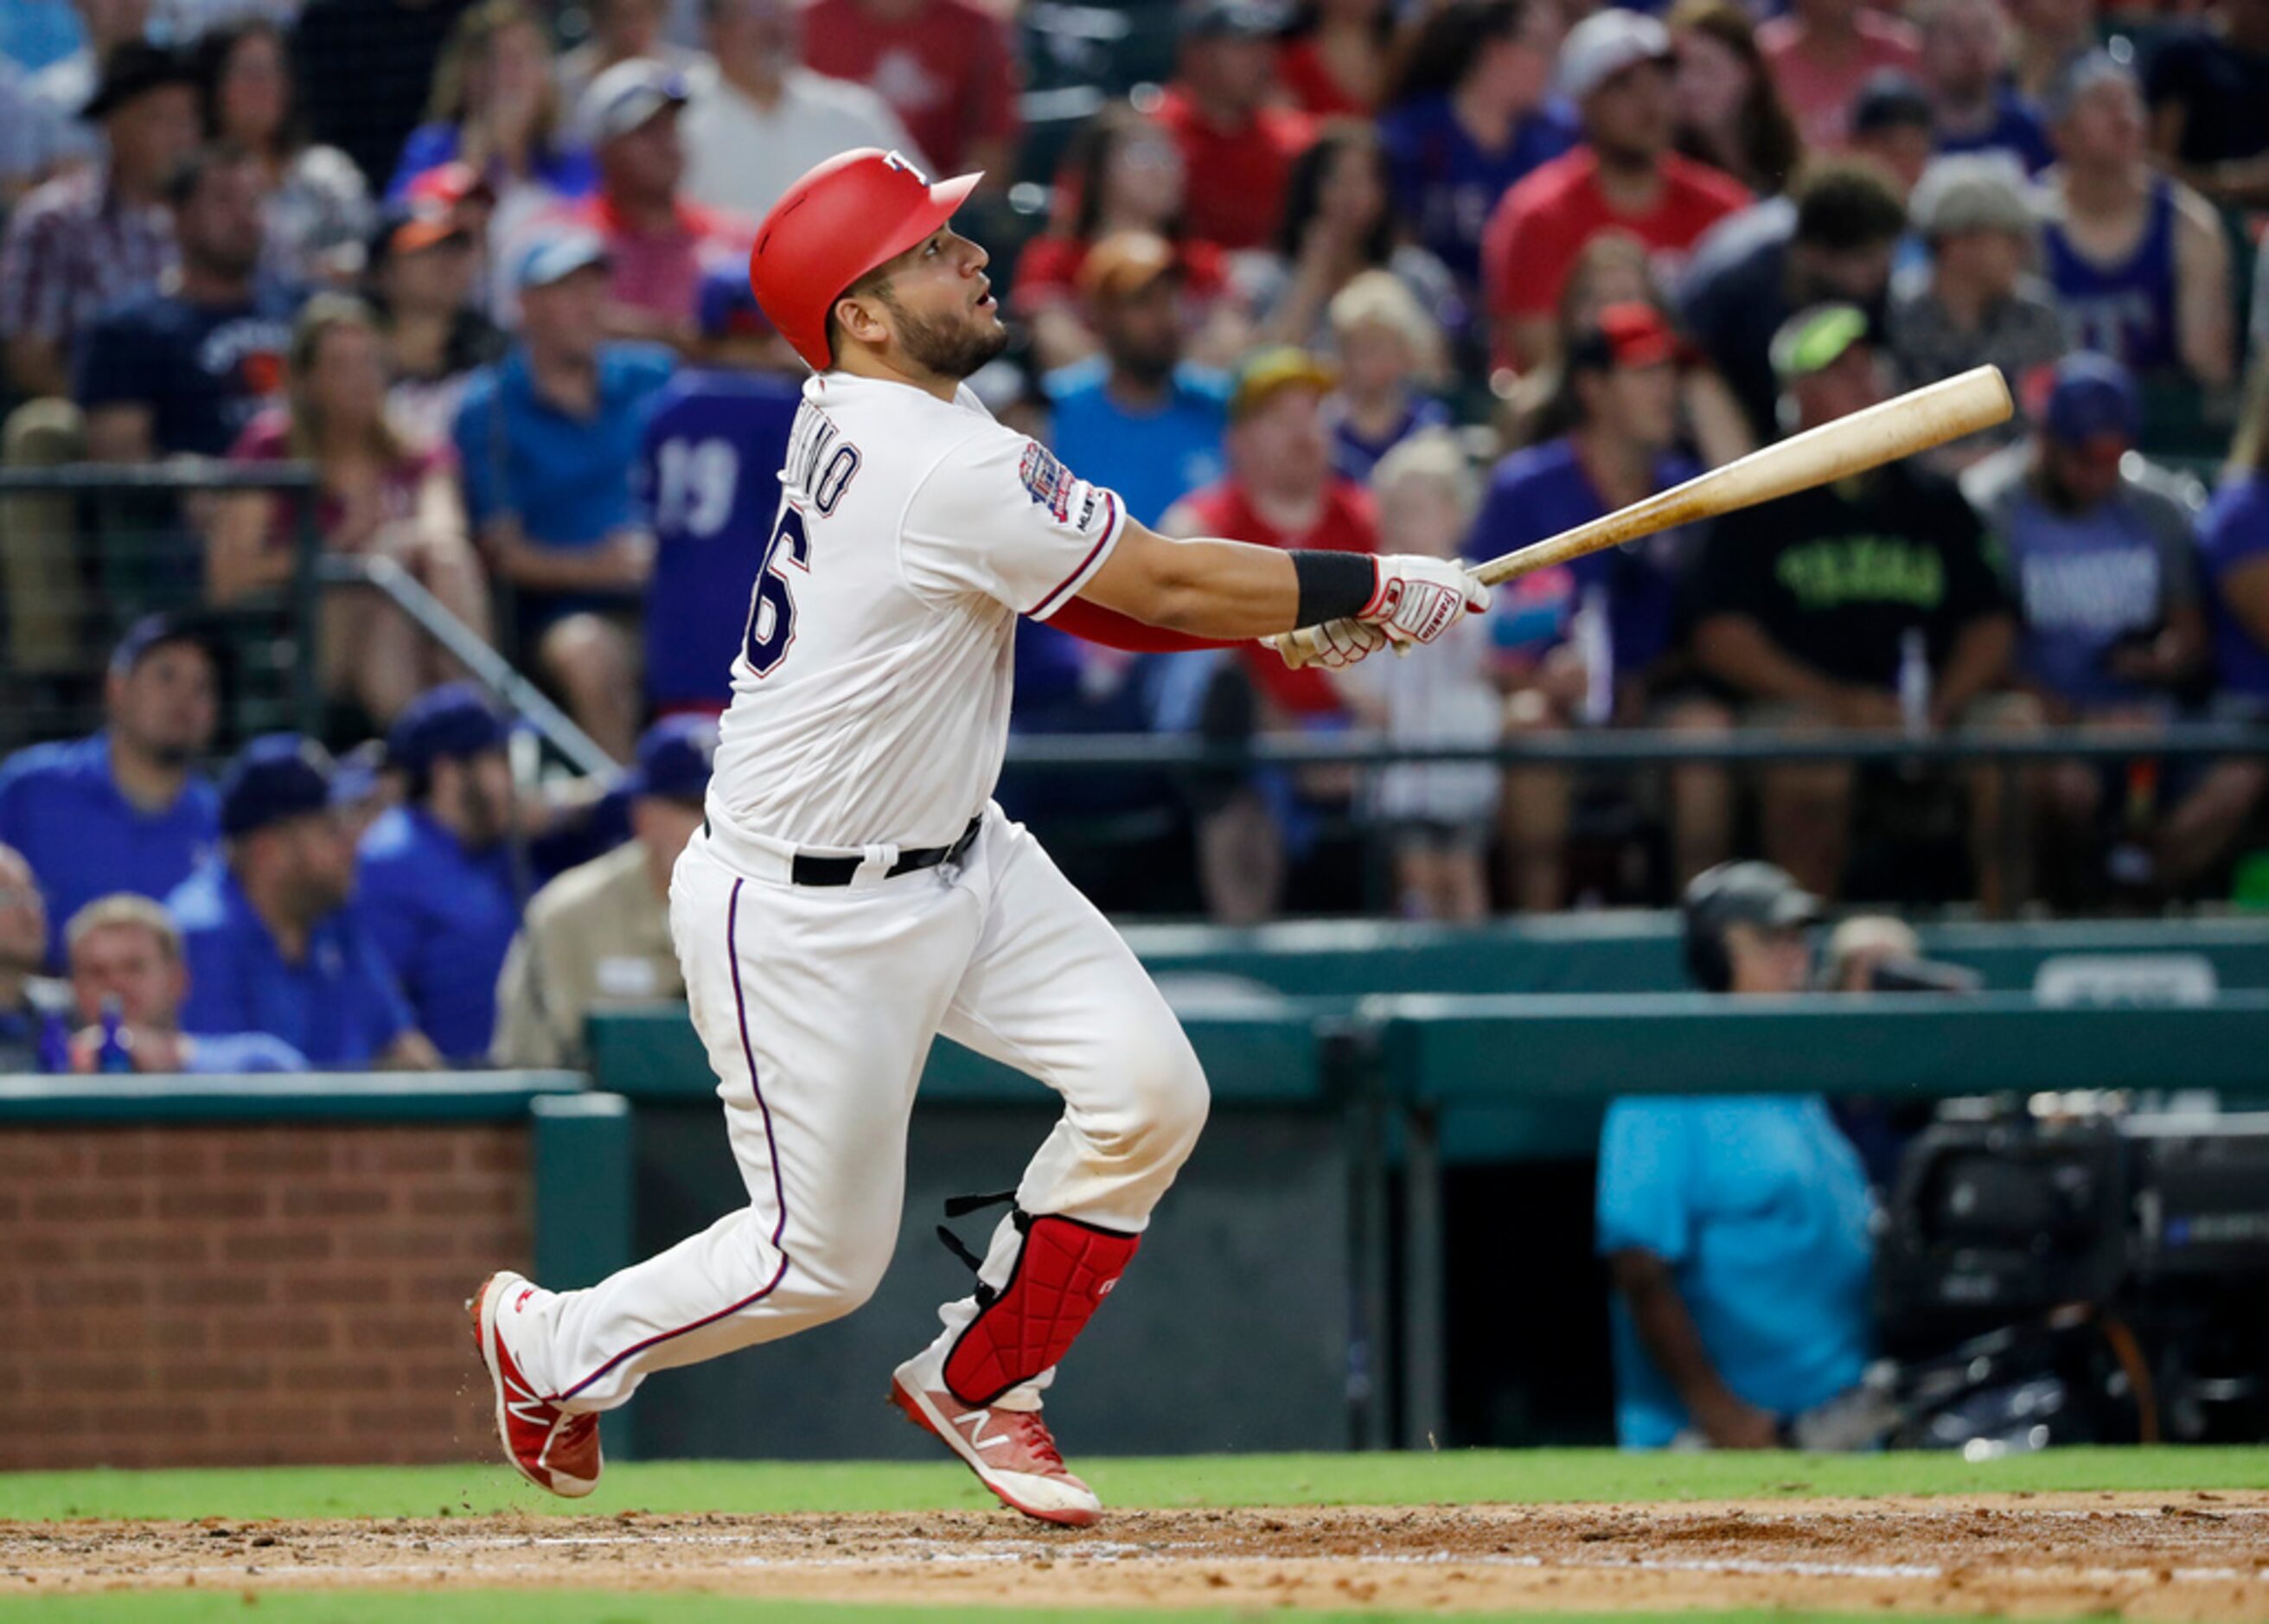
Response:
[5,1493,2267,1616]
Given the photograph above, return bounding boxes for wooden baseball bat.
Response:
[1274,363,2014,670]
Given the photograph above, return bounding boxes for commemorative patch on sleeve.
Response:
[1018,440,1078,524]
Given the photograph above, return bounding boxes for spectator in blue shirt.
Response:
[636,264,802,714]
[1377,0,1576,301]
[169,735,440,1070]
[1917,0,2054,173]
[62,893,308,1074]
[1470,302,1732,905]
[1043,230,1230,527]
[1597,861,1875,1448]
[1320,269,1452,483]
[358,683,522,1064]
[453,229,674,761]
[0,842,73,1071]
[0,614,222,969]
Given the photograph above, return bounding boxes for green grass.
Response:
[2,1445,2264,1523]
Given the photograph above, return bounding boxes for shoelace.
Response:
[1002,1410,1066,1473]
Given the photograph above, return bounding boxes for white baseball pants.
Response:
[507,805,1210,1412]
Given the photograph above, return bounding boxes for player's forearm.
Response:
[1080,529,1303,637]
[1609,1249,1754,1431]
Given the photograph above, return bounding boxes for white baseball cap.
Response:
[1557,9,1672,101]
[579,57,691,145]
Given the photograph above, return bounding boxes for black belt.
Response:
[704,814,984,887]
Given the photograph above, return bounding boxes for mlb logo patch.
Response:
[1019,442,1077,523]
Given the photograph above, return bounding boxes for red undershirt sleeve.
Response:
[1043,597,1234,653]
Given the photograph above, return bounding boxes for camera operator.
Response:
[1595,860,1876,1448]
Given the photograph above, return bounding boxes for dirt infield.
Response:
[4,1492,2266,1616]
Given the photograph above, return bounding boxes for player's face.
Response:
[873,228,1009,380]
[108,642,220,767]
[71,924,186,1027]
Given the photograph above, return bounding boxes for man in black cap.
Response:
[0,613,221,969]
[0,39,195,400]
[167,734,439,1069]
[358,682,521,1065]
[1595,860,1876,1448]
[492,715,715,1068]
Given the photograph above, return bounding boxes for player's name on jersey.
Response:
[783,405,863,515]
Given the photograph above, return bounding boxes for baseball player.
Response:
[470,148,1490,1526]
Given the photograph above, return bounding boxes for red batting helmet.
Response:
[748,148,983,373]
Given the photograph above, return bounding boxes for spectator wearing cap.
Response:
[1010,105,1235,373]
[1149,0,1318,253]
[1249,120,1460,355]
[167,734,439,1069]
[63,892,309,1072]
[2144,0,2269,208]
[546,58,754,346]
[364,201,508,449]
[1599,860,1875,1450]
[635,263,802,716]
[356,682,521,1062]
[1376,0,1576,298]
[74,142,299,465]
[1482,9,1750,373]
[294,0,482,197]
[451,231,674,761]
[0,844,73,1071]
[0,39,194,401]
[388,0,595,240]
[2041,52,2234,392]
[1963,354,2207,889]
[1681,157,1908,441]
[1161,347,1377,922]
[679,0,923,219]
[799,0,1017,180]
[1889,154,2064,468]
[1691,304,2027,907]
[21,0,155,182]
[1757,0,1921,153]
[1846,70,1938,199]
[1320,270,1452,483]
[2164,358,2269,891]
[1043,232,1230,527]
[1914,0,2053,175]
[1473,302,1732,907]
[212,294,489,726]
[491,714,713,1067]
[0,614,221,969]
[195,19,372,291]
[556,0,711,115]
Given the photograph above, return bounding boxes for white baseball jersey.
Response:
[708,371,1128,851]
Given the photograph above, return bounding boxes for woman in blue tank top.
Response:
[2042,176,2179,373]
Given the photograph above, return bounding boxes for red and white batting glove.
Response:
[1286,617,1390,670]
[1359,556,1492,647]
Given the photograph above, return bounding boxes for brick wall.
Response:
[0,1123,531,1469]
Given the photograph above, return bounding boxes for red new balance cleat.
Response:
[470,1270,602,1498]
[889,1359,1102,1526]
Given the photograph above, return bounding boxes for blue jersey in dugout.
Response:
[1595,1094,1876,1448]
[636,369,804,709]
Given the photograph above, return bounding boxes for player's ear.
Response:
[833,291,891,351]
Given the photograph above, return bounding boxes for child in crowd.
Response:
[1322,269,1454,482]
[1335,432,1500,920]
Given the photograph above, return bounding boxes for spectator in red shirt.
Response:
[1011,103,1233,369]
[1482,9,1750,372]
[1150,0,1317,253]
[1160,348,1377,921]
[555,59,754,347]
[798,0,1019,179]
[1277,0,1395,117]
[1759,0,1922,153]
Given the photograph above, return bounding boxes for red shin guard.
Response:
[943,1213,1141,1407]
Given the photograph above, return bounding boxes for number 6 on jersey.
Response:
[743,506,810,676]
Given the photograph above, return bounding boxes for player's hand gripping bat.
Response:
[1271,364,2015,671]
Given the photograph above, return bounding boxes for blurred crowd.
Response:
[1,0,2267,1058]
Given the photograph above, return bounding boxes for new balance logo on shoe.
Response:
[955,1410,1011,1451]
